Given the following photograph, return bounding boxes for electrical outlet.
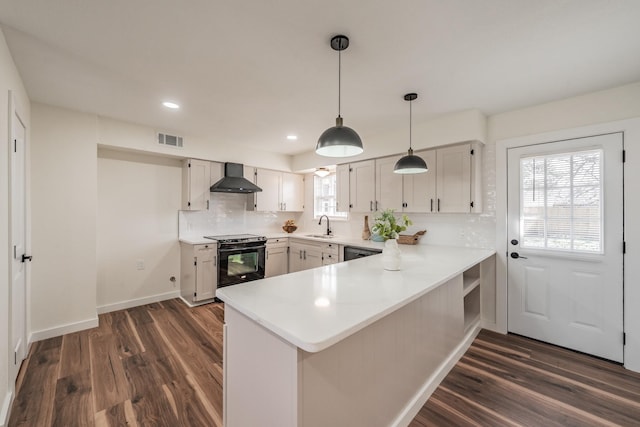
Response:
[136,259,145,270]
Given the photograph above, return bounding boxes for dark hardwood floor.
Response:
[8,299,640,426]
[411,331,640,427]
[9,299,224,427]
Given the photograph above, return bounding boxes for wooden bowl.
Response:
[282,225,297,233]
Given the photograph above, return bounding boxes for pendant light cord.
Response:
[338,48,341,118]
[409,98,412,150]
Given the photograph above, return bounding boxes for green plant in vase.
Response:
[371,209,412,241]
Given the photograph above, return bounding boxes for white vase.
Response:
[382,238,401,271]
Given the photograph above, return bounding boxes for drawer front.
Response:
[323,243,340,256]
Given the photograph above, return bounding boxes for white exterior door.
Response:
[507,133,624,362]
[10,95,28,381]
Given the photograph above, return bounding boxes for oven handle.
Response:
[218,245,266,253]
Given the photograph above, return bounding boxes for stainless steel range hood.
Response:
[210,162,262,193]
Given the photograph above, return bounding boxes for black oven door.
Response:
[218,245,266,287]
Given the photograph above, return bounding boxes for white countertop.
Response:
[216,245,494,353]
[179,232,386,249]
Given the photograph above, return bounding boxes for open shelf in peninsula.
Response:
[217,245,496,427]
[463,263,482,332]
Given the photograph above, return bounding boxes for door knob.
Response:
[510,239,519,245]
[510,252,527,259]
[21,254,32,263]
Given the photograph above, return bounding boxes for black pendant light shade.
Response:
[316,35,363,157]
[394,93,428,174]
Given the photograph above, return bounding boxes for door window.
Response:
[520,149,603,253]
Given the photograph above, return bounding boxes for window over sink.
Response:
[314,173,348,220]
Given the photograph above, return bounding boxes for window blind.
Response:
[520,149,603,253]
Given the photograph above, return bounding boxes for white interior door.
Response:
[507,133,624,362]
[10,96,28,381]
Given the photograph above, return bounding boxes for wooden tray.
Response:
[398,230,426,245]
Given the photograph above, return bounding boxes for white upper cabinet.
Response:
[255,168,281,212]
[375,155,404,212]
[281,172,304,212]
[254,168,304,212]
[349,160,376,213]
[182,159,211,210]
[335,163,350,212]
[403,150,436,213]
[335,142,482,215]
[436,144,472,213]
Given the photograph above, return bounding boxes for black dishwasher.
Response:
[343,245,382,261]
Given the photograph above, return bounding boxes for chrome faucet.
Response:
[318,215,331,236]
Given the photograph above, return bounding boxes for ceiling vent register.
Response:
[158,132,183,148]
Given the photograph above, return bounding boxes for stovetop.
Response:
[204,233,267,244]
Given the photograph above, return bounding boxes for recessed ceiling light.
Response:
[162,101,180,109]
[287,135,298,140]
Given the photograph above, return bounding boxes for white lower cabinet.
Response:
[180,242,217,304]
[322,242,340,265]
[289,239,340,272]
[265,238,289,278]
[289,240,323,273]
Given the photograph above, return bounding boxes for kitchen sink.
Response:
[305,234,335,239]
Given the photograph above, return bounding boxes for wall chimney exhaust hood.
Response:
[210,162,262,193]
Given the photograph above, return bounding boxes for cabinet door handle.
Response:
[430,198,433,212]
[214,256,217,267]
[303,250,307,260]
[437,198,440,212]
[370,201,373,211]
[284,202,287,211]
[206,200,209,210]
[299,250,302,260]
[375,201,378,211]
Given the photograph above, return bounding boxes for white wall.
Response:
[98,116,293,172]
[30,103,99,340]
[0,28,31,426]
[97,148,182,312]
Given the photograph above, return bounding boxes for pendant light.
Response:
[394,93,428,174]
[316,35,363,157]
[314,167,331,177]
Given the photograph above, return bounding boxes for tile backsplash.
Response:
[179,193,303,237]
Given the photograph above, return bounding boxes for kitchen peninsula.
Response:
[217,245,495,427]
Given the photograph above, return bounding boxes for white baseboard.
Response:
[0,390,13,427]
[179,296,217,308]
[29,316,99,344]
[392,323,482,427]
[97,290,180,314]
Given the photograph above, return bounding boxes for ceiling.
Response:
[1,0,640,156]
